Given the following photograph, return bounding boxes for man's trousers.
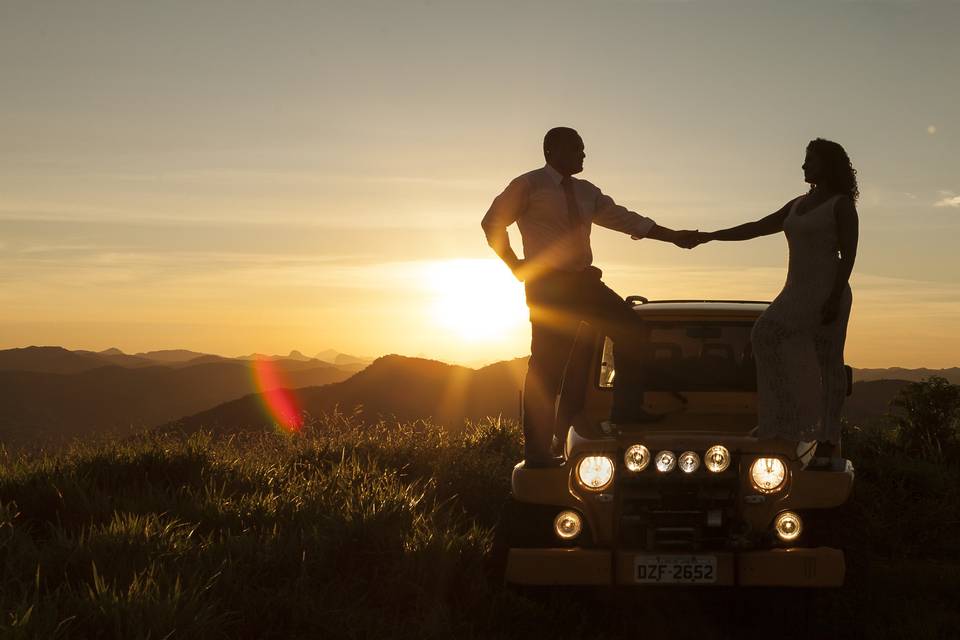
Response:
[522,267,647,463]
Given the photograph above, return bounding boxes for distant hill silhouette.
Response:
[0,346,355,375]
[169,354,238,367]
[315,349,372,366]
[173,354,331,371]
[233,350,316,361]
[170,355,528,434]
[80,350,159,369]
[852,367,960,385]
[0,348,362,450]
[135,349,211,363]
[315,349,341,362]
[0,346,117,375]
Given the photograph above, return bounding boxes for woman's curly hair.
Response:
[807,138,859,202]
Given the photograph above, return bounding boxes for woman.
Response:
[688,139,859,460]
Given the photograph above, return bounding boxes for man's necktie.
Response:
[560,175,583,229]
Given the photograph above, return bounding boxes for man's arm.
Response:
[644,224,686,244]
[481,177,528,278]
[591,189,688,245]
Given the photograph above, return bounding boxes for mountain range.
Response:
[851,367,960,384]
[169,354,528,434]
[0,346,367,449]
[1,345,952,450]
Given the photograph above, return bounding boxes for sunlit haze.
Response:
[425,259,528,344]
[2,1,958,367]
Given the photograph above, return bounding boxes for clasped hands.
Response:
[672,230,711,250]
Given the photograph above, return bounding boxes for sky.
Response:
[1,0,958,367]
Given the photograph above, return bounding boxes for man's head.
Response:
[543,127,585,176]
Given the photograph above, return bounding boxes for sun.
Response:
[423,259,527,341]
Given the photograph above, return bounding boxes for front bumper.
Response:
[506,547,844,587]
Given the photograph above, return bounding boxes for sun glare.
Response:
[424,259,527,341]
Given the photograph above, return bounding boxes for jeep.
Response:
[504,299,854,587]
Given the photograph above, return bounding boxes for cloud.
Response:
[934,195,960,208]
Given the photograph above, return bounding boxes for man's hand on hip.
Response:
[510,258,531,282]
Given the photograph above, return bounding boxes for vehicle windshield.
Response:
[599,321,757,392]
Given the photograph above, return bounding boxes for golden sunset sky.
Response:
[2,1,958,367]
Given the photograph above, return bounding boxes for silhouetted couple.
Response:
[482,127,859,468]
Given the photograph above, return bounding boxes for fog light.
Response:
[750,457,787,493]
[576,455,614,490]
[774,511,802,542]
[624,444,650,472]
[655,451,676,473]
[705,445,731,473]
[678,451,700,474]
[554,510,582,540]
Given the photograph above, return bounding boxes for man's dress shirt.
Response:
[482,164,657,274]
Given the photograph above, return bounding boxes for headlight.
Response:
[704,445,731,473]
[678,451,700,474]
[624,444,650,472]
[577,455,614,490]
[554,510,583,540]
[774,511,802,542]
[750,457,787,493]
[655,450,676,473]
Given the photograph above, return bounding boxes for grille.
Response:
[616,467,740,551]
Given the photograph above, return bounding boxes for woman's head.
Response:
[803,138,859,202]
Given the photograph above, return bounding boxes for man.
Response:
[481,126,692,468]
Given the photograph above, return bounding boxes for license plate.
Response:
[634,555,717,584]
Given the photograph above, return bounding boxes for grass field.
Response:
[1,413,957,639]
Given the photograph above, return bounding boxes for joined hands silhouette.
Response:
[674,230,710,249]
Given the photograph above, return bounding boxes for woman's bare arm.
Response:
[833,196,859,294]
[821,196,859,323]
[701,198,798,243]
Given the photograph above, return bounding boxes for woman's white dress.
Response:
[751,194,853,444]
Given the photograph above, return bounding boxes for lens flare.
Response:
[251,356,304,432]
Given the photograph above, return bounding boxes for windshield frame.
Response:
[596,319,759,394]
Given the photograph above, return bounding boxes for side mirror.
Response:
[845,365,853,397]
